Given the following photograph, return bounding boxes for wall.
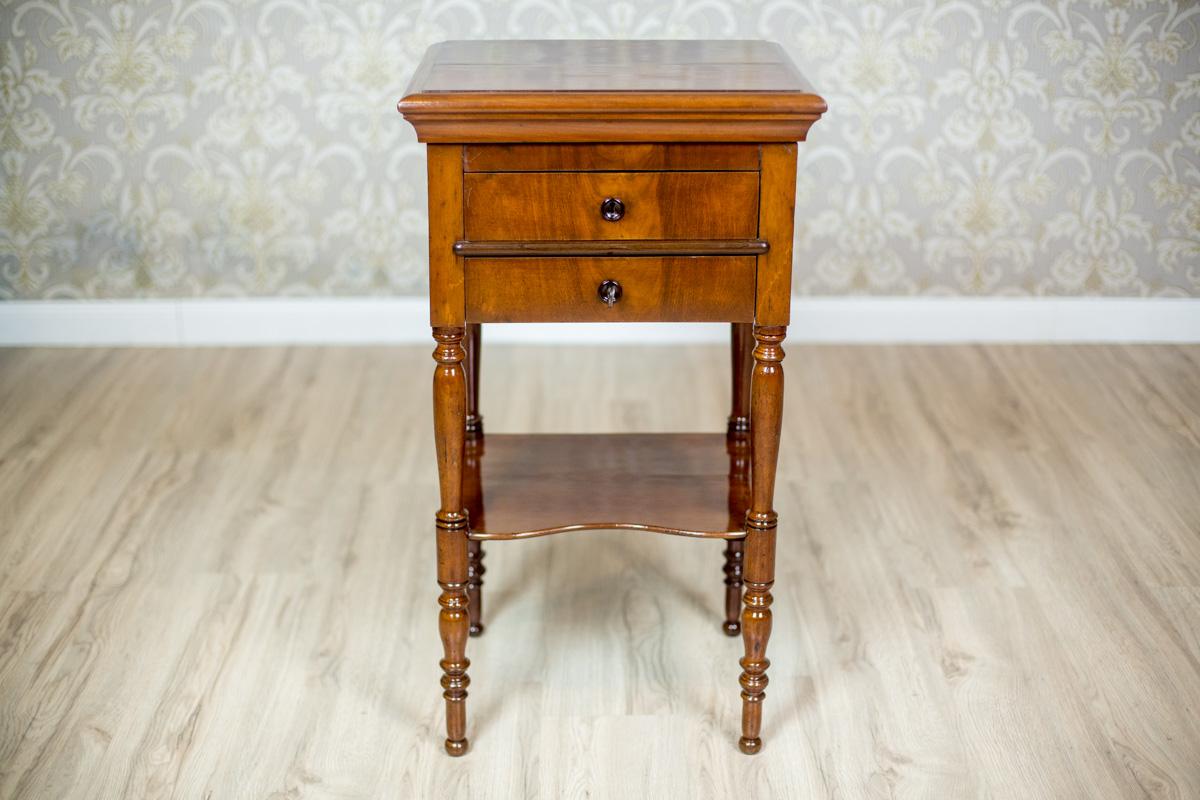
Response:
[1,1,1197,300]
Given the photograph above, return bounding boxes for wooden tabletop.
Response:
[398,40,826,143]
[404,40,818,94]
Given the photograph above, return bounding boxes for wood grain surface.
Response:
[405,40,816,93]
[398,41,826,143]
[463,171,759,242]
[426,144,466,327]
[464,433,748,539]
[463,144,760,173]
[1,344,1198,798]
[754,144,798,326]
[464,257,756,323]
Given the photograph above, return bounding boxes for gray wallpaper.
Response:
[1,1,1197,299]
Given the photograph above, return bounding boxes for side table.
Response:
[398,39,826,755]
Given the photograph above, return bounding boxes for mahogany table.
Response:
[398,39,826,756]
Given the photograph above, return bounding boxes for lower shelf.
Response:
[464,433,750,540]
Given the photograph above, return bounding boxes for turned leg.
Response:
[433,327,471,756]
[728,322,753,434]
[739,325,785,755]
[466,538,486,637]
[465,323,483,436]
[463,324,485,636]
[722,323,753,634]
[724,429,750,636]
[463,432,486,638]
[722,539,744,635]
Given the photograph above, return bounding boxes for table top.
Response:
[404,40,817,94]
[398,40,826,143]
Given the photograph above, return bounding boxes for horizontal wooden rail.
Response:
[453,239,769,257]
[469,524,747,541]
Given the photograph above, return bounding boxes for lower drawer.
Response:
[465,257,755,323]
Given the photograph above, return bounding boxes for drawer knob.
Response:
[600,197,625,222]
[598,279,623,307]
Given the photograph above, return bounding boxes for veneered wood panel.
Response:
[398,41,826,143]
[421,64,803,93]
[405,40,816,94]
[426,144,465,326]
[464,172,759,241]
[465,256,755,322]
[466,433,746,538]
[404,116,821,144]
[464,144,760,172]
[754,143,797,326]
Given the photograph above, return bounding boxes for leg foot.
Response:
[445,738,469,756]
[738,737,762,755]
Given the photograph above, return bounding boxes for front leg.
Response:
[739,325,785,754]
[433,327,471,756]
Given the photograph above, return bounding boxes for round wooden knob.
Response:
[600,197,625,222]
[598,279,622,307]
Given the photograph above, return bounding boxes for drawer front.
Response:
[463,172,759,241]
[465,257,755,323]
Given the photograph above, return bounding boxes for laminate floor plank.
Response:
[0,345,1197,799]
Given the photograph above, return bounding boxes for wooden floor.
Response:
[1,344,1198,799]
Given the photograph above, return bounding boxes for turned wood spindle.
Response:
[724,321,754,634]
[728,322,753,434]
[739,325,785,755]
[466,538,486,637]
[433,326,471,756]
[465,322,483,435]
[724,430,750,636]
[723,539,745,637]
[463,433,486,638]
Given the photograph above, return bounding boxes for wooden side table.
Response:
[398,40,826,756]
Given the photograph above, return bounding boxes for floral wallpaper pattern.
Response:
[0,0,1197,299]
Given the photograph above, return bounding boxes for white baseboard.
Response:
[0,297,1196,346]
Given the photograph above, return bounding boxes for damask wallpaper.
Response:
[1,1,1197,299]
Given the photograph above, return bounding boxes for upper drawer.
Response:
[463,171,759,241]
